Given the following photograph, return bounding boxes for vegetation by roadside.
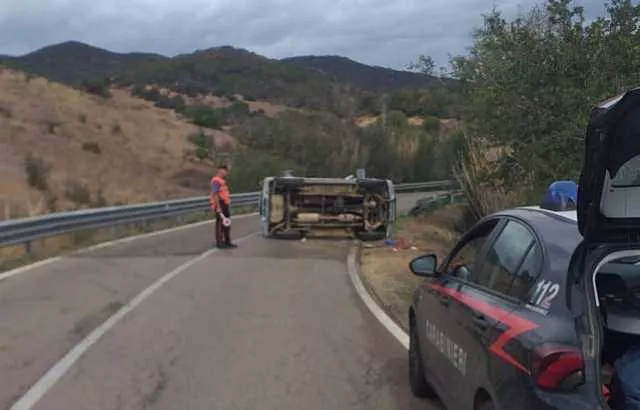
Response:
[0,205,256,274]
[445,0,640,225]
[359,205,464,330]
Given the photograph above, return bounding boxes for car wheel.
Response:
[409,320,437,399]
[476,400,496,410]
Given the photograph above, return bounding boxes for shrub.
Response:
[81,79,112,98]
[154,95,186,112]
[81,142,101,154]
[45,121,61,134]
[111,121,122,135]
[186,129,215,161]
[453,132,531,229]
[422,115,441,133]
[184,105,223,129]
[24,154,49,192]
[386,110,407,128]
[64,181,91,206]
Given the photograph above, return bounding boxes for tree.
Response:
[187,129,216,161]
[408,55,436,76]
[184,105,224,129]
[449,0,640,190]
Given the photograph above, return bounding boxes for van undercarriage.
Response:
[263,177,393,240]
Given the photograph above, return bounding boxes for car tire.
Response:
[476,400,496,410]
[409,320,437,399]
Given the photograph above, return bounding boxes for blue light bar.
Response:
[540,180,578,211]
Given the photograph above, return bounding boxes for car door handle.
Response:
[472,313,488,330]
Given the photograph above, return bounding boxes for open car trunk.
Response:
[571,87,640,409]
[262,177,394,240]
[594,256,640,407]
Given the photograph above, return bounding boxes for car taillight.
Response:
[531,345,585,391]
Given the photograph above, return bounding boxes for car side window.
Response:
[475,220,536,296]
[444,220,499,281]
[509,243,543,300]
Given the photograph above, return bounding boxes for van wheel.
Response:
[409,321,437,399]
[356,231,386,241]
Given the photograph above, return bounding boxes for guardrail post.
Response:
[24,240,32,257]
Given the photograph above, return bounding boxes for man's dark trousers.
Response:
[215,202,232,247]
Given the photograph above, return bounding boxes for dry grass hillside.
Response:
[0,68,237,218]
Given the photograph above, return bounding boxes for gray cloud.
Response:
[0,0,607,69]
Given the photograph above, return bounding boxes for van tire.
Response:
[356,231,386,241]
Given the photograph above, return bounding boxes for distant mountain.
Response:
[0,41,454,112]
[281,55,446,91]
[0,41,166,84]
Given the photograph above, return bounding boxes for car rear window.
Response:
[476,220,539,298]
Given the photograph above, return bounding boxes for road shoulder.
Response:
[357,205,463,331]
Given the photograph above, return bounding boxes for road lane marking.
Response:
[346,247,409,350]
[0,213,259,283]
[10,231,259,410]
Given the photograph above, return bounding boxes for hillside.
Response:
[0,41,165,85]
[0,41,464,219]
[0,68,234,218]
[0,42,449,113]
[281,55,444,92]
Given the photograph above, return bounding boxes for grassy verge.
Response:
[359,204,464,331]
[0,205,257,273]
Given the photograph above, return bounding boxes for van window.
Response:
[475,220,536,296]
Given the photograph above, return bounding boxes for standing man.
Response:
[210,164,237,249]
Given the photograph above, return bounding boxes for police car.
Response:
[407,87,640,410]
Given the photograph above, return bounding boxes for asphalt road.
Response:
[0,192,445,410]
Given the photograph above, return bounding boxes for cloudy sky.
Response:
[0,0,605,70]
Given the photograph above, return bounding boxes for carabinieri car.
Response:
[407,87,640,410]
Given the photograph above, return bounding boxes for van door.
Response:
[570,87,640,407]
[260,178,271,237]
[386,179,396,239]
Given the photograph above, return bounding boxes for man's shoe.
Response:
[216,243,229,249]
[225,243,238,248]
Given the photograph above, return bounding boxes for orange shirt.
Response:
[210,175,230,209]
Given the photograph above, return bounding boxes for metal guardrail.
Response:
[0,180,457,249]
[407,191,464,217]
[393,180,455,192]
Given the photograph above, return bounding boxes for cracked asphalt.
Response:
[0,192,444,410]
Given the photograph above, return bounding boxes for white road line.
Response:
[346,247,409,350]
[10,231,259,410]
[0,212,259,283]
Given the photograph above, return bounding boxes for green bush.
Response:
[422,115,441,133]
[81,79,111,98]
[184,105,223,129]
[155,95,186,112]
[187,129,216,160]
[24,154,49,192]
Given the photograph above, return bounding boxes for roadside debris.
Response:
[361,236,421,252]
